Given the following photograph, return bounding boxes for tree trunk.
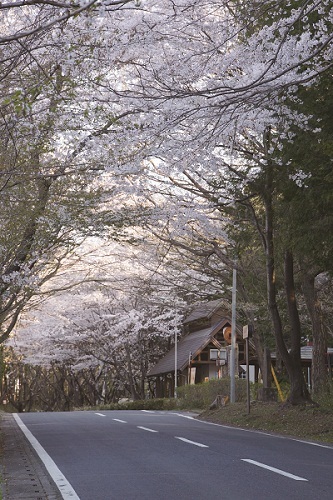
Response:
[284,250,311,403]
[301,270,328,395]
[0,176,53,344]
[263,155,310,404]
[125,344,140,400]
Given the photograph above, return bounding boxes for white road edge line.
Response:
[194,418,333,449]
[241,459,308,481]
[292,438,333,449]
[175,437,208,448]
[95,412,106,417]
[179,416,195,420]
[13,414,80,499]
[137,426,158,433]
[172,413,195,420]
[113,419,127,423]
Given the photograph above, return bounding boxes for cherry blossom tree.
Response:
[2,0,332,405]
[0,1,144,341]
[6,239,221,407]
[104,0,332,402]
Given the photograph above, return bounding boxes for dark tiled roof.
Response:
[183,298,227,324]
[147,318,230,377]
[271,346,333,361]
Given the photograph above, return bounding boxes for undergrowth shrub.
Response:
[81,379,249,412]
[177,378,247,409]
[94,398,179,411]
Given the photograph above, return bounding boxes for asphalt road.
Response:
[17,410,333,500]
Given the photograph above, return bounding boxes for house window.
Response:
[210,349,227,361]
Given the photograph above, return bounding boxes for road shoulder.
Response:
[0,412,62,499]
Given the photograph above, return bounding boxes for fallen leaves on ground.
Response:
[197,401,333,444]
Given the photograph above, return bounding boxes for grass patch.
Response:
[198,399,333,444]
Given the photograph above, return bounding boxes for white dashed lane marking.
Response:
[241,459,308,481]
[175,437,208,448]
[137,426,159,433]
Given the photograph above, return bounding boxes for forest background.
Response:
[0,0,332,412]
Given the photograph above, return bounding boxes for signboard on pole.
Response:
[243,324,253,339]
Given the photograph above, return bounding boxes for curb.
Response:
[0,412,62,499]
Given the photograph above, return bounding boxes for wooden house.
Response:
[271,345,333,389]
[147,299,247,398]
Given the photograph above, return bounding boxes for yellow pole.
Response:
[271,365,285,402]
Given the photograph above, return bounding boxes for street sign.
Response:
[243,324,253,339]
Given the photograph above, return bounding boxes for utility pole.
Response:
[230,267,237,403]
[174,329,177,398]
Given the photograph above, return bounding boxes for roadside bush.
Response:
[177,378,247,409]
[94,398,179,411]
[81,379,249,412]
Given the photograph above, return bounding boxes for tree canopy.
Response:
[1,0,333,404]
